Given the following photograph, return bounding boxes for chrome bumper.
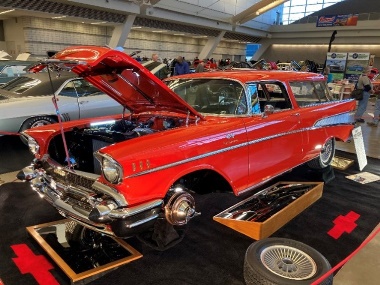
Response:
[19,164,163,237]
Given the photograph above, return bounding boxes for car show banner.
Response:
[316,14,358,27]
[345,52,370,82]
[326,52,347,81]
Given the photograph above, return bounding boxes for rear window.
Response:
[0,77,41,94]
[289,81,333,107]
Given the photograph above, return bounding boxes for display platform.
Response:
[331,156,355,170]
[26,219,142,284]
[214,181,323,240]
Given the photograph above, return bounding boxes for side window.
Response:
[59,81,78,97]
[59,80,101,98]
[74,80,101,97]
[247,84,261,114]
[255,82,292,111]
[290,81,332,107]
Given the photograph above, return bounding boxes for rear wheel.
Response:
[308,138,335,169]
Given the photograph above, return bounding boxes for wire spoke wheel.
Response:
[261,245,317,280]
[244,238,333,285]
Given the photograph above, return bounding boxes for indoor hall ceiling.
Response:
[0,0,282,43]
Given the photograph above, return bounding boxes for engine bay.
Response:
[47,114,190,173]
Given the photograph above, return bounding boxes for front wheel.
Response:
[20,116,57,131]
[244,238,333,285]
[308,138,335,169]
[20,116,57,144]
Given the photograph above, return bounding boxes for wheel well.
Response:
[174,169,233,195]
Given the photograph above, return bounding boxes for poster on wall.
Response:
[316,14,358,27]
[326,52,347,81]
[344,52,370,82]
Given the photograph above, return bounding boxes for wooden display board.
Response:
[27,219,142,284]
[214,182,324,240]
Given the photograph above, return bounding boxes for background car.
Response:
[347,64,364,72]
[0,71,123,136]
[0,60,37,85]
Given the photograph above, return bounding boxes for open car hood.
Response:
[30,46,203,118]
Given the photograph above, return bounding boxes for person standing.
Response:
[174,56,190,75]
[195,60,205,73]
[355,67,374,123]
[151,53,160,62]
[367,85,380,126]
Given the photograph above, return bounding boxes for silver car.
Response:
[0,71,123,136]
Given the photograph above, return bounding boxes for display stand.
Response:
[331,156,355,170]
[27,219,142,285]
[214,182,324,240]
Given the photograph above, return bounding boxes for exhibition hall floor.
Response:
[0,117,379,284]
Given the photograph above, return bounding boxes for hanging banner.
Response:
[316,14,358,27]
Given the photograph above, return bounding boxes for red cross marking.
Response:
[327,211,360,239]
[11,244,59,285]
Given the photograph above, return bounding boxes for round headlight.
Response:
[27,137,40,155]
[102,158,122,184]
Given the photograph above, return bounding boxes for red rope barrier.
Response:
[311,226,380,285]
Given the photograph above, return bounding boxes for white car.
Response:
[0,71,123,136]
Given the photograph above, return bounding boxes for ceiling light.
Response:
[0,9,15,15]
[52,16,66,19]
[132,26,142,29]
[152,30,164,33]
[90,21,107,25]
[174,33,185,36]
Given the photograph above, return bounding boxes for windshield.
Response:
[165,78,248,115]
[0,76,41,94]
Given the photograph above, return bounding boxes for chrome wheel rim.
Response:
[31,119,52,128]
[321,139,334,164]
[260,245,317,280]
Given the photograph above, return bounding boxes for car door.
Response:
[242,81,304,189]
[73,79,123,119]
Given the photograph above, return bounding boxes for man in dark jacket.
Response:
[174,56,190,75]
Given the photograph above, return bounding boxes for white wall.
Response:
[2,16,246,62]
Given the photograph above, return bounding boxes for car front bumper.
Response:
[18,160,163,237]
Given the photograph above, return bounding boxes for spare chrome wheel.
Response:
[244,238,333,285]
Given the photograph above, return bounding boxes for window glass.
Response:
[59,79,100,98]
[0,76,41,94]
[290,81,333,107]
[247,84,261,114]
[166,78,247,115]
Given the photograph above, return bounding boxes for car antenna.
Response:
[46,64,73,170]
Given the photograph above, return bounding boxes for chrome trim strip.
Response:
[128,112,354,178]
[109,199,163,219]
[126,214,159,228]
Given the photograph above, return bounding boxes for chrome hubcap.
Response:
[321,139,333,164]
[261,245,317,280]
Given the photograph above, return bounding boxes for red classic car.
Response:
[19,46,356,249]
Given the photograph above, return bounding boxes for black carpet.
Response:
[0,150,379,285]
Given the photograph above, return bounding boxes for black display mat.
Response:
[0,150,379,285]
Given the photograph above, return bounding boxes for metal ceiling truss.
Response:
[0,0,261,43]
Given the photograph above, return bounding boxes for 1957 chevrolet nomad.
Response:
[18,46,356,250]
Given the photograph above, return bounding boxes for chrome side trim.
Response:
[109,199,163,219]
[128,112,353,178]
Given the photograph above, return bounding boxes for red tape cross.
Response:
[328,211,360,239]
[11,244,59,285]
